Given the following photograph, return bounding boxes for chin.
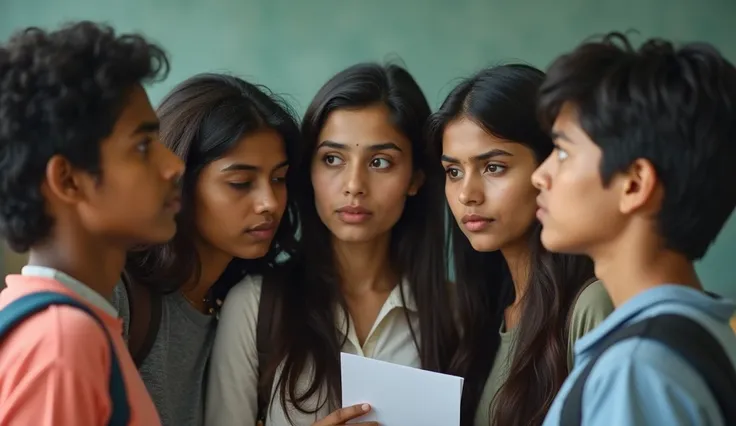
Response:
[540,227,574,254]
[329,228,377,244]
[466,235,503,253]
[333,234,374,244]
[232,244,271,260]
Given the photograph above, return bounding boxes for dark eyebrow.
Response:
[317,141,347,150]
[551,130,573,143]
[474,149,512,161]
[441,149,512,164]
[132,121,159,135]
[220,163,258,172]
[221,160,290,173]
[367,142,402,152]
[271,160,289,171]
[317,140,403,152]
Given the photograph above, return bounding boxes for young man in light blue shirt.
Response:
[531,32,736,425]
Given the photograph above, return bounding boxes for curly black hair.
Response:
[0,21,170,253]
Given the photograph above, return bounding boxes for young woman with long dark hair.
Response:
[206,63,458,426]
[114,73,301,426]
[429,64,614,426]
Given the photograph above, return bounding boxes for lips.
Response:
[164,194,182,214]
[246,221,276,241]
[536,196,548,220]
[336,205,372,224]
[461,214,493,232]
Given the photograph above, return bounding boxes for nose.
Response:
[254,183,278,215]
[531,157,551,190]
[343,162,367,197]
[158,142,185,182]
[458,174,484,206]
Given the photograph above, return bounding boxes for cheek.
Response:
[193,183,243,241]
[107,163,162,213]
[549,166,594,216]
[370,171,413,224]
[494,179,538,233]
[487,177,538,213]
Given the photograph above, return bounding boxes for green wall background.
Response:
[1,0,733,295]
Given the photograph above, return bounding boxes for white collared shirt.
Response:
[205,275,421,426]
[21,265,118,317]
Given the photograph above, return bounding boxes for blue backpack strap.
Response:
[561,313,736,425]
[0,292,130,426]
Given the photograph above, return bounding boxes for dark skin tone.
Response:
[28,229,128,301]
[179,129,290,314]
[29,86,184,299]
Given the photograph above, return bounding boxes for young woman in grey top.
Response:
[111,73,301,426]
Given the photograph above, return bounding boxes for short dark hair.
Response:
[538,32,736,260]
[0,21,169,252]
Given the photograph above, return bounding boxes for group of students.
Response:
[0,19,734,426]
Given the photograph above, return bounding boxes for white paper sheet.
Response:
[340,353,464,426]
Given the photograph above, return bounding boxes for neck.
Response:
[332,233,396,296]
[591,230,701,308]
[182,239,233,311]
[28,237,126,300]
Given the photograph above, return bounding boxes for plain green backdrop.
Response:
[1,0,733,295]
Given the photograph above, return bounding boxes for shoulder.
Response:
[582,339,721,423]
[217,274,263,337]
[223,274,263,309]
[570,280,614,339]
[0,305,111,377]
[211,275,263,360]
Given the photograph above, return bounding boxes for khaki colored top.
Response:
[473,280,614,426]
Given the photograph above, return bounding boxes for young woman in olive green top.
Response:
[429,65,614,426]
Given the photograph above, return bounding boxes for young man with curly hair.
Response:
[532,32,736,425]
[0,21,184,425]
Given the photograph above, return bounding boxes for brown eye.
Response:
[323,155,343,166]
[484,164,507,175]
[370,158,391,169]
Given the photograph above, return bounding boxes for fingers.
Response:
[313,403,373,425]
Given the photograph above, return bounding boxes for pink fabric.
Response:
[0,275,161,426]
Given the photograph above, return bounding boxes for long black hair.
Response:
[125,73,301,303]
[428,64,595,426]
[267,63,458,422]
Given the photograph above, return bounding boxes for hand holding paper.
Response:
[312,403,379,426]
[340,353,464,426]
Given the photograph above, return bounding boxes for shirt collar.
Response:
[574,284,736,356]
[384,278,418,312]
[21,265,119,317]
[334,277,417,332]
